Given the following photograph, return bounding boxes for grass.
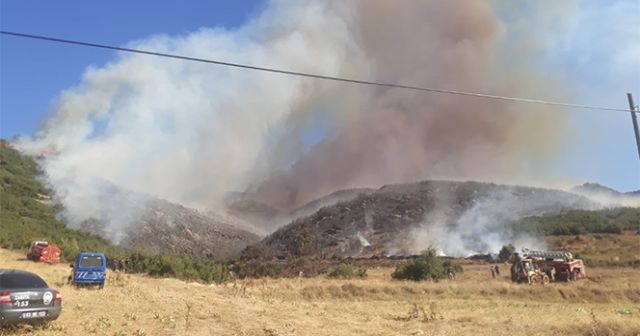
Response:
[1,248,639,336]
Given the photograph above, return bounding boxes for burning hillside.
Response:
[261,180,598,259]
[56,178,260,260]
[124,198,260,260]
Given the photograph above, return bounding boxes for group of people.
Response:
[490,264,501,278]
[109,258,129,272]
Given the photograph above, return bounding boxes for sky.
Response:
[0,0,266,136]
[1,0,639,192]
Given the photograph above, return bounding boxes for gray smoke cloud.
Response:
[15,1,589,251]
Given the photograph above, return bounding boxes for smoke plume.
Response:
[16,1,572,241]
[410,187,558,257]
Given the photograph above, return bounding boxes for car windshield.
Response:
[0,273,48,289]
[79,256,103,268]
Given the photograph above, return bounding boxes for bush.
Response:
[328,264,367,279]
[442,260,463,275]
[498,244,515,263]
[392,249,461,281]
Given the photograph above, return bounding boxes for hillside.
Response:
[572,182,640,206]
[0,141,231,283]
[286,188,376,222]
[225,188,376,235]
[127,198,260,260]
[572,182,640,198]
[261,180,598,259]
[513,207,640,236]
[547,231,640,267]
[0,140,120,259]
[1,140,259,262]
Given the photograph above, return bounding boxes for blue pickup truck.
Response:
[70,252,107,289]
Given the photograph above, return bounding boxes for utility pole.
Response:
[627,93,640,161]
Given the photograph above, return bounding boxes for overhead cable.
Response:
[0,30,631,113]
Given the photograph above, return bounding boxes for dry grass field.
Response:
[1,248,639,336]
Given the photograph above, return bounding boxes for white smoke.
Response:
[409,187,599,257]
[16,1,363,231]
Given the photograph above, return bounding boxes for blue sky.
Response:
[1,1,638,192]
[1,0,266,136]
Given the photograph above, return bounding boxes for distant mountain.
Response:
[571,182,640,206]
[224,188,375,234]
[260,180,599,259]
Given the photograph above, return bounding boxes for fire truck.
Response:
[511,249,586,284]
[26,241,62,264]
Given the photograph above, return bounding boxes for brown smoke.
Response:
[252,0,566,210]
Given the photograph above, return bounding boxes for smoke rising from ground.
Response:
[16,1,576,248]
[410,188,559,257]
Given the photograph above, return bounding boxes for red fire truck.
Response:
[26,241,62,264]
[511,249,586,284]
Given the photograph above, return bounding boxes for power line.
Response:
[0,30,632,114]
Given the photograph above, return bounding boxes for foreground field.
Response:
[1,248,639,336]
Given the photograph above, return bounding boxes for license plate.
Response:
[21,311,47,319]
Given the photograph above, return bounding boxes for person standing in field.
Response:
[490,265,496,278]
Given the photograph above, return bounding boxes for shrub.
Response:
[392,249,461,281]
[328,263,367,279]
[498,244,515,262]
[442,260,463,275]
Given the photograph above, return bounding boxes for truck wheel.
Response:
[98,283,104,290]
[542,275,550,285]
[529,275,538,285]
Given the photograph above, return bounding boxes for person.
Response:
[490,265,496,278]
[67,263,75,285]
[448,271,454,280]
[494,264,500,276]
[109,258,118,272]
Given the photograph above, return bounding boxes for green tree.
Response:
[328,263,367,279]
[392,248,460,281]
[498,244,515,263]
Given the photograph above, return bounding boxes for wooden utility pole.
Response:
[627,93,640,161]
